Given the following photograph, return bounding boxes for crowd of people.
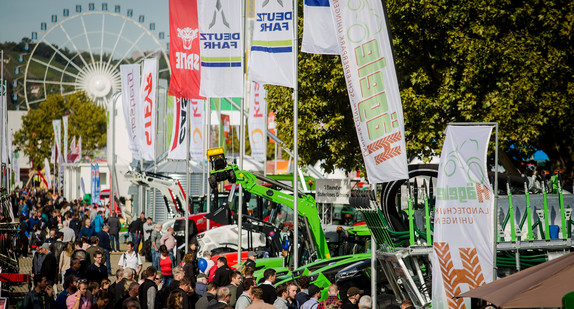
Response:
[12,188,415,309]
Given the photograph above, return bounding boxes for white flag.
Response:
[44,158,52,189]
[62,115,69,163]
[432,125,494,309]
[302,0,339,55]
[248,82,267,162]
[198,0,243,97]
[1,81,6,164]
[14,151,20,184]
[248,0,294,88]
[52,119,62,163]
[120,64,142,161]
[168,97,189,160]
[329,0,408,183]
[77,136,82,163]
[190,99,205,161]
[139,59,158,161]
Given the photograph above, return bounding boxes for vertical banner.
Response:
[44,158,52,189]
[14,151,20,184]
[139,59,158,161]
[169,0,202,99]
[302,0,339,55]
[120,64,141,160]
[248,81,267,162]
[77,136,82,163]
[91,164,96,204]
[62,115,69,164]
[52,120,62,161]
[1,80,6,164]
[248,0,294,87]
[190,99,205,161]
[432,125,494,309]
[198,0,243,97]
[95,163,101,204]
[329,0,408,183]
[168,97,189,160]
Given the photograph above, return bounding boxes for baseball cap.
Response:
[308,284,323,296]
[197,273,207,279]
[248,251,257,257]
[40,243,51,250]
[347,287,364,296]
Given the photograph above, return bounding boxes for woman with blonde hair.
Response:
[59,241,74,283]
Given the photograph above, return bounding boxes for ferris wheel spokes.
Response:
[58,23,91,69]
[80,15,97,65]
[110,31,148,72]
[105,18,128,68]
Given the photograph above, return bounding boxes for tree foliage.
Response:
[267,0,574,184]
[13,92,107,169]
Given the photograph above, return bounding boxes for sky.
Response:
[0,0,169,45]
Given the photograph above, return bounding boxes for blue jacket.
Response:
[79,226,94,238]
[92,215,104,233]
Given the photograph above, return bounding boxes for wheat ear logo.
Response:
[435,242,486,309]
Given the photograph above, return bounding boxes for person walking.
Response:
[301,285,323,309]
[40,243,59,286]
[61,221,76,243]
[212,257,232,288]
[160,245,174,286]
[341,287,363,309]
[139,267,158,309]
[273,284,290,309]
[59,242,74,284]
[150,224,162,269]
[97,225,113,275]
[66,279,91,309]
[245,287,274,309]
[182,253,196,287]
[160,227,177,266]
[118,242,143,276]
[195,282,218,309]
[85,251,108,284]
[23,274,56,309]
[226,270,242,307]
[318,284,342,309]
[258,269,277,305]
[92,211,104,234]
[107,212,121,253]
[235,278,256,309]
[79,218,93,239]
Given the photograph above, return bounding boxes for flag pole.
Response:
[237,0,247,265]
[292,0,300,270]
[186,99,191,254]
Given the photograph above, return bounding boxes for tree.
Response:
[267,0,574,184]
[13,92,107,169]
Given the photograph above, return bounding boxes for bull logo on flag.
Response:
[178,27,199,50]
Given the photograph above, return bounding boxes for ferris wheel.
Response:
[21,3,170,109]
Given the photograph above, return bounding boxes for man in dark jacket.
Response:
[259,268,277,304]
[195,282,218,309]
[39,243,58,286]
[212,257,232,287]
[107,211,121,252]
[138,266,158,309]
[97,225,113,275]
